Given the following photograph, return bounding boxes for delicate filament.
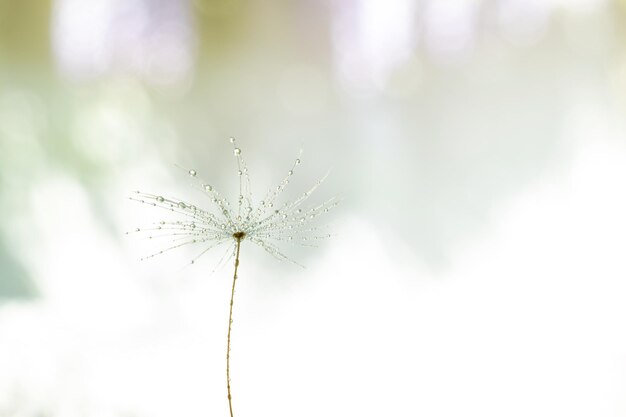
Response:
[226,236,242,417]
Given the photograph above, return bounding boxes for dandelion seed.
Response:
[129,137,337,417]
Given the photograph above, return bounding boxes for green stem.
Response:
[226,237,242,417]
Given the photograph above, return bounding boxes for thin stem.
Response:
[227,237,242,417]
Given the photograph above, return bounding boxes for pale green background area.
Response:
[1,1,626,416]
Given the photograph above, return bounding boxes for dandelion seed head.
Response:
[129,138,337,266]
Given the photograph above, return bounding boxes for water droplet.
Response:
[204,184,213,192]
[234,148,241,155]
[288,170,293,176]
[229,137,236,143]
[135,228,140,232]
[295,159,301,165]
[191,260,195,264]
[160,221,166,225]
[156,196,164,203]
[178,202,187,209]
[296,209,302,214]
[238,170,242,176]
[189,169,197,177]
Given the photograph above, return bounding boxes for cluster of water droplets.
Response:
[128,137,337,266]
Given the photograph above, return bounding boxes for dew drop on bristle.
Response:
[156,196,164,203]
[204,184,213,192]
[178,202,186,209]
[234,148,241,155]
[189,170,197,177]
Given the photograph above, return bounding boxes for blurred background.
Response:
[1,0,626,416]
